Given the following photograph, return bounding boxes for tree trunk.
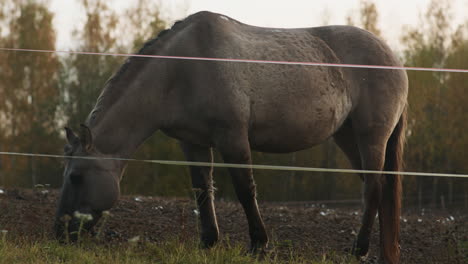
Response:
[431,178,439,208]
[418,177,422,210]
[30,156,37,187]
[448,179,453,207]
[289,152,297,200]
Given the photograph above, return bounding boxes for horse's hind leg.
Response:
[333,120,375,258]
[216,130,268,253]
[354,129,391,260]
[181,142,219,247]
[333,119,362,173]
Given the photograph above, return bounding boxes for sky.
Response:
[50,0,467,51]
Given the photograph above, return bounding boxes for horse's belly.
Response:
[249,114,343,153]
[247,84,351,153]
[250,134,324,153]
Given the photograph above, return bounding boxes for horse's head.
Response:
[54,124,121,240]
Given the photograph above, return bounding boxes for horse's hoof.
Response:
[352,239,369,260]
[200,230,219,249]
[250,245,269,260]
[201,239,217,249]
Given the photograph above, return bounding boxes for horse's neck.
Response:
[89,81,163,159]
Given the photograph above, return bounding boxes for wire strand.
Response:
[0,151,467,178]
[1,47,467,179]
[1,47,468,73]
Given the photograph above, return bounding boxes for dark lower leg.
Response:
[230,171,268,252]
[216,129,268,252]
[219,141,268,252]
[193,187,219,247]
[181,143,219,247]
[354,141,386,258]
[355,177,381,257]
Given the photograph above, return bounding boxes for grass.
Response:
[0,190,359,263]
[0,235,358,264]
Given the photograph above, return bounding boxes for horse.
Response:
[55,11,407,264]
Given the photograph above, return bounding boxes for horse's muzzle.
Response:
[54,212,101,241]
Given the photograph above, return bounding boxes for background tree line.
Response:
[0,0,466,208]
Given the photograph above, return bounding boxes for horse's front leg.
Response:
[181,142,219,247]
[216,131,268,253]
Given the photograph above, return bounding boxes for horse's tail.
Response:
[381,106,406,263]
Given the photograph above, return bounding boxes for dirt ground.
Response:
[0,188,466,263]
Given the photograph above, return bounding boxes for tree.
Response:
[123,0,167,52]
[441,27,468,207]
[401,0,467,208]
[0,0,61,187]
[347,0,381,37]
[59,0,123,127]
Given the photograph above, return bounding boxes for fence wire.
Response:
[0,151,467,178]
[0,47,468,179]
[1,47,468,73]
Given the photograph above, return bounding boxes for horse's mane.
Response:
[87,20,184,125]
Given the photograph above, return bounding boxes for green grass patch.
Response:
[0,236,357,264]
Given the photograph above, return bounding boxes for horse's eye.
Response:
[69,173,83,185]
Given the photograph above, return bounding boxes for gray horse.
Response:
[55,11,407,264]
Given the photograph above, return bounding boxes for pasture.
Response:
[1,188,466,263]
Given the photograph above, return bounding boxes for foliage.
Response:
[346,0,381,37]
[59,0,123,127]
[0,0,61,187]
[122,0,167,51]
[401,0,468,207]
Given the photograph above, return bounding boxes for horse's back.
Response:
[163,12,407,152]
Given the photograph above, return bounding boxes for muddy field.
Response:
[0,188,466,263]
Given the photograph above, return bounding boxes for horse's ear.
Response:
[79,124,93,151]
[64,127,79,146]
